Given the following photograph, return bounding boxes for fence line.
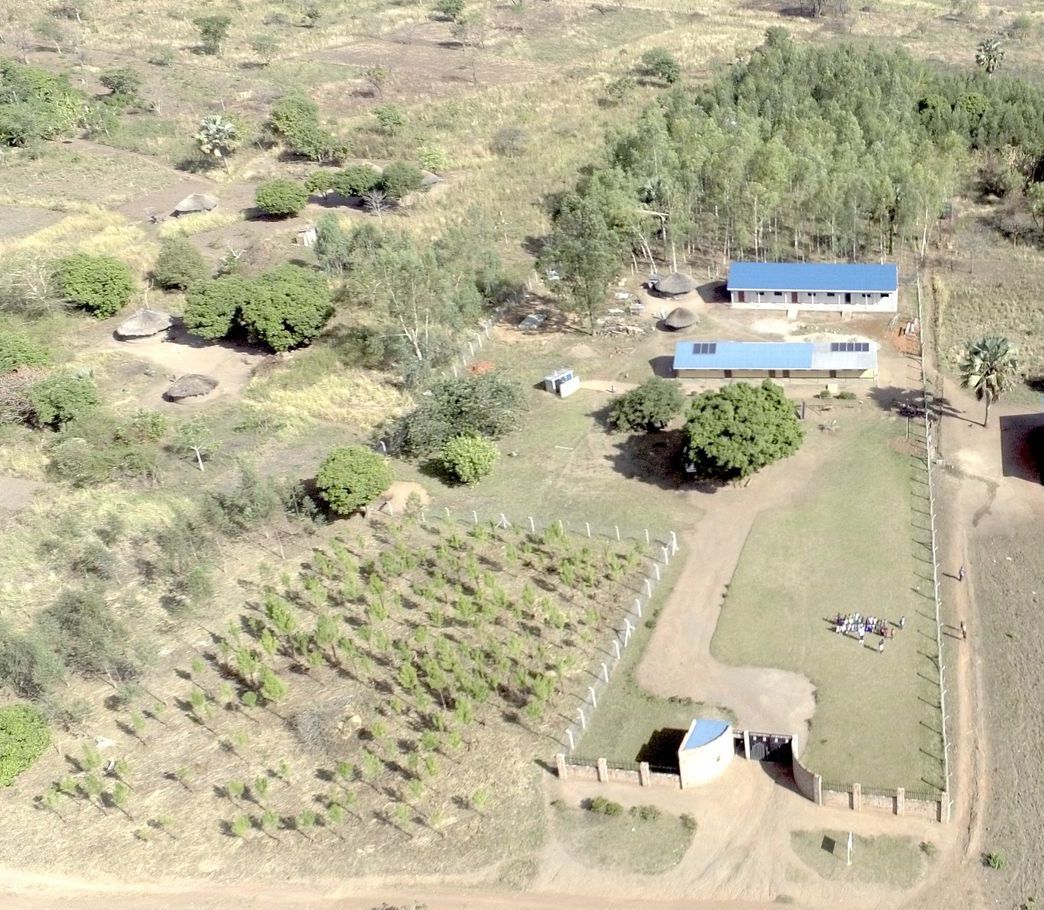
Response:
[407,505,678,755]
[916,272,953,821]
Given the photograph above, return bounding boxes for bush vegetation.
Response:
[53,254,133,317]
[153,238,208,290]
[608,378,685,432]
[28,372,100,428]
[315,446,393,515]
[0,322,50,373]
[440,435,497,484]
[0,58,88,148]
[267,95,347,163]
[0,704,50,787]
[254,178,310,218]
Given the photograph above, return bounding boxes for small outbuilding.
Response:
[116,308,173,339]
[673,340,877,380]
[652,272,699,298]
[727,261,898,313]
[165,373,218,401]
[543,368,580,398]
[677,719,734,788]
[172,193,219,216]
[662,306,698,330]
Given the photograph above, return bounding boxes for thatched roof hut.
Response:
[173,193,218,216]
[662,307,698,330]
[165,374,218,401]
[654,272,699,297]
[116,308,173,339]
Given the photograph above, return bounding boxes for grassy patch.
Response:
[158,210,244,239]
[711,415,943,792]
[790,830,926,888]
[553,799,694,874]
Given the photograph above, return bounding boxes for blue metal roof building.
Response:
[728,262,898,293]
[673,340,877,378]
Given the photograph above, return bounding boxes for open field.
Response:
[790,829,928,886]
[711,414,945,792]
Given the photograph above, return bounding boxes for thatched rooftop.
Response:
[663,307,698,330]
[173,193,218,215]
[116,308,173,339]
[654,272,699,296]
[166,374,218,401]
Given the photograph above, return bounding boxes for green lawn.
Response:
[711,415,945,793]
[790,830,928,887]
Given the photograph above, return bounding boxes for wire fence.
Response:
[406,505,677,756]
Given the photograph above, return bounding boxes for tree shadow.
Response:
[605,428,707,491]
[696,280,729,304]
[648,355,675,377]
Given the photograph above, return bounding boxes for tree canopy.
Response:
[959,336,1019,427]
[608,378,685,432]
[0,59,88,148]
[153,237,208,290]
[0,704,50,787]
[440,434,498,484]
[684,380,803,482]
[315,446,393,515]
[254,178,309,217]
[54,254,133,317]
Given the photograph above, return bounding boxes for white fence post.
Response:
[578,707,586,730]
[634,597,642,616]
[645,529,650,545]
[653,564,660,581]
[567,728,575,751]
[644,578,652,597]
[585,522,591,538]
[529,516,535,533]
[472,510,478,525]
[612,640,621,660]
[601,662,609,683]
[670,530,678,554]
[589,686,597,708]
[615,526,620,541]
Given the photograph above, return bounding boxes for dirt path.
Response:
[635,447,823,737]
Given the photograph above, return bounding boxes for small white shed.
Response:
[677,719,734,788]
[544,368,580,398]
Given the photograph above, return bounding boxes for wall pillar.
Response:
[895,787,905,817]
[813,773,823,806]
[555,753,568,780]
[851,782,862,812]
[639,762,651,787]
[742,729,751,760]
[597,758,608,783]
[939,794,950,823]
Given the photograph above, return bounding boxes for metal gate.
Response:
[746,732,792,763]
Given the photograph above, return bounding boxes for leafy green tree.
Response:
[538,192,623,334]
[640,48,680,84]
[183,275,253,340]
[258,666,288,705]
[959,336,1019,427]
[440,435,497,483]
[0,59,87,148]
[333,164,382,197]
[230,814,250,837]
[372,103,408,134]
[194,14,232,55]
[315,446,393,516]
[99,67,141,100]
[380,161,424,201]
[27,372,99,428]
[54,254,133,317]
[267,96,346,163]
[193,114,240,170]
[684,380,803,481]
[153,238,207,290]
[254,178,309,218]
[608,378,685,432]
[249,33,279,66]
[394,373,525,457]
[0,704,50,786]
[241,264,333,352]
[975,36,1004,75]
[0,324,50,373]
[417,145,449,174]
[364,65,389,96]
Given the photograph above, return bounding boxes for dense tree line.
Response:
[541,30,1044,312]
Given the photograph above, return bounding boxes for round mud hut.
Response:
[172,193,219,216]
[662,306,698,331]
[165,374,218,401]
[116,308,173,340]
[653,272,699,298]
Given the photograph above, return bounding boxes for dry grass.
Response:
[158,210,244,239]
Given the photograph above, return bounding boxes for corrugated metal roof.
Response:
[673,340,877,372]
[728,261,898,293]
[682,719,730,751]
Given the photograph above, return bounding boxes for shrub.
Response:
[373,103,408,134]
[0,59,87,147]
[433,0,466,19]
[315,445,393,516]
[46,410,162,485]
[817,389,833,399]
[0,632,65,699]
[153,237,207,290]
[333,164,381,197]
[54,253,133,317]
[680,812,697,832]
[0,704,50,787]
[28,372,99,428]
[255,178,310,217]
[836,390,857,400]
[984,851,1006,870]
[440,434,497,483]
[194,14,231,55]
[608,378,685,432]
[0,324,50,373]
[489,126,527,158]
[586,796,623,816]
[268,95,346,163]
[39,585,135,678]
[417,145,450,173]
[183,275,254,340]
[380,161,424,201]
[243,264,333,352]
[640,47,681,84]
[629,804,662,822]
[99,67,141,99]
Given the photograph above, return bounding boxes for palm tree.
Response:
[975,36,1004,75]
[960,336,1019,427]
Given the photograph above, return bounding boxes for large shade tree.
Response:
[684,380,803,482]
[959,336,1019,427]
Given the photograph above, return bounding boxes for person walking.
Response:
[960,621,967,640]
[958,564,966,582]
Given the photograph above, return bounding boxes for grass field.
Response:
[790,829,928,887]
[711,414,945,793]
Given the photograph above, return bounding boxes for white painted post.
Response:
[469,342,475,357]
[624,626,632,645]
[499,513,509,529]
[653,564,661,581]
[379,439,387,454]
[484,323,491,338]
[444,507,451,521]
[578,707,586,730]
[612,640,621,660]
[588,686,597,708]
[585,522,591,538]
[472,510,479,525]
[529,516,535,533]
[634,597,642,615]
[567,728,575,751]
[601,662,609,683]
[645,529,650,545]
[452,365,458,378]
[614,526,620,541]
[661,545,670,564]
[670,531,678,554]
[557,519,565,534]
[644,579,652,597]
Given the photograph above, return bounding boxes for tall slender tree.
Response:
[959,336,1019,427]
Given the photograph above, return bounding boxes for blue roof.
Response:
[728,261,898,293]
[682,719,730,751]
[673,341,877,372]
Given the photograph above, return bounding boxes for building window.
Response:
[826,292,835,298]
